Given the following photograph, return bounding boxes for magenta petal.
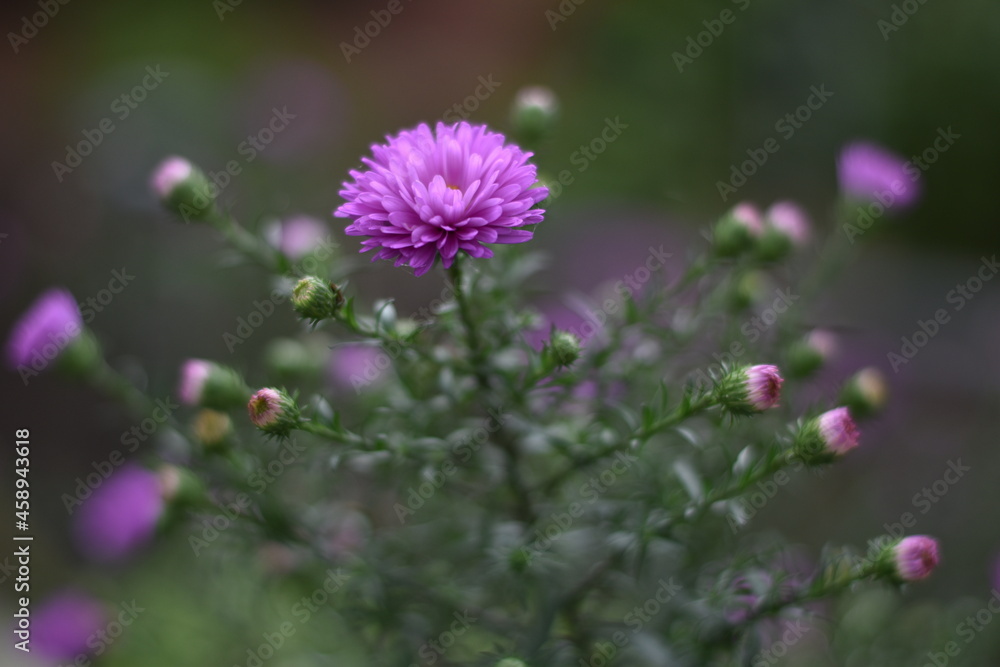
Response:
[334,122,547,275]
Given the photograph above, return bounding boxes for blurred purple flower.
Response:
[265,215,330,261]
[335,122,548,276]
[32,591,106,661]
[74,465,165,563]
[837,141,920,209]
[328,344,387,393]
[4,288,82,370]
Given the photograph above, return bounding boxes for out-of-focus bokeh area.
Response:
[2,0,999,664]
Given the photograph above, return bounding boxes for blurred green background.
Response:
[2,0,1000,664]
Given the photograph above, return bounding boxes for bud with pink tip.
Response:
[758,201,812,260]
[150,156,216,222]
[891,535,940,582]
[248,387,300,437]
[786,329,837,378]
[265,215,331,262]
[795,406,860,463]
[713,203,764,257]
[177,359,251,410]
[714,364,784,415]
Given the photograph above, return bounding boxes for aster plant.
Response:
[8,101,957,666]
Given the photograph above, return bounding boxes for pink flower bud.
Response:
[149,156,193,200]
[816,406,860,455]
[765,201,811,245]
[892,535,940,582]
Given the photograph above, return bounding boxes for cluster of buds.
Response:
[712,201,811,260]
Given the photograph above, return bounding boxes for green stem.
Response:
[90,361,155,417]
[298,420,366,448]
[207,210,282,273]
[447,259,489,386]
[538,392,716,495]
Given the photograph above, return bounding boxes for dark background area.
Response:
[1,0,998,663]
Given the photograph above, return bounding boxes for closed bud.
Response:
[511,85,558,149]
[150,156,217,223]
[291,277,343,323]
[546,330,581,368]
[714,364,783,415]
[794,406,860,463]
[192,409,232,448]
[728,270,767,310]
[889,535,940,582]
[157,464,203,507]
[786,329,836,378]
[496,659,529,667]
[713,202,763,257]
[839,367,888,420]
[247,387,300,437]
[177,359,251,409]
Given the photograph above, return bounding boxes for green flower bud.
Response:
[786,330,836,378]
[839,367,888,420]
[511,86,558,149]
[546,330,581,368]
[150,156,217,223]
[713,203,763,257]
[496,658,529,667]
[292,277,343,323]
[178,360,251,410]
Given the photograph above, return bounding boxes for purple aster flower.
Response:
[335,121,548,276]
[4,288,82,371]
[837,141,920,209]
[892,535,940,582]
[73,465,166,563]
[32,591,107,661]
[265,215,330,261]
